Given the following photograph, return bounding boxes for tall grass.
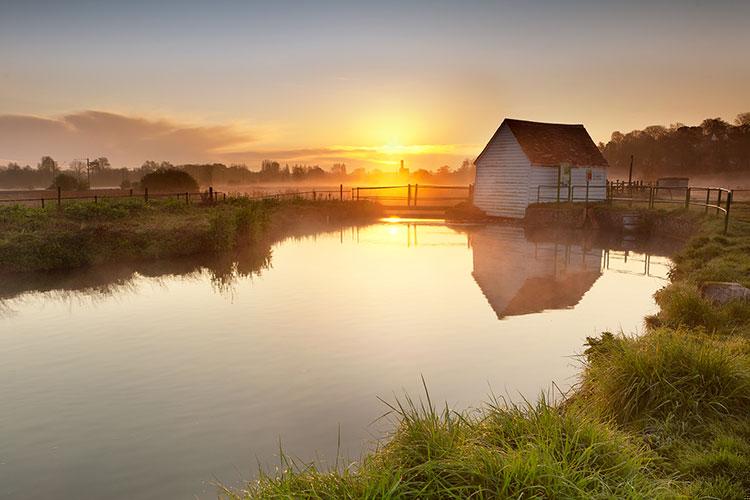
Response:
[227,390,676,499]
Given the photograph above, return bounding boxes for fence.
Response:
[537,183,735,234]
[0,186,231,208]
[353,184,472,209]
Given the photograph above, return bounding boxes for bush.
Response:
[49,173,87,191]
[140,168,199,192]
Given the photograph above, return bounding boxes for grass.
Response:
[226,392,677,499]
[220,202,750,499]
[0,197,382,273]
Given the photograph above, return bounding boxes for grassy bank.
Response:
[0,197,382,273]
[225,206,750,499]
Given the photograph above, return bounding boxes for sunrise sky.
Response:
[1,0,749,170]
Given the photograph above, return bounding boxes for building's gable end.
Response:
[473,124,532,218]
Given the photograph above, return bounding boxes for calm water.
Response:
[0,221,675,500]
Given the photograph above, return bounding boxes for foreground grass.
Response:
[0,197,381,273]
[224,205,750,499]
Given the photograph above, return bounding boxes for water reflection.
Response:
[0,220,679,500]
[468,225,673,319]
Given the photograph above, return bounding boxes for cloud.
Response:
[0,110,474,170]
[0,110,256,167]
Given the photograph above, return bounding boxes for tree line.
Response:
[0,157,476,190]
[599,113,750,180]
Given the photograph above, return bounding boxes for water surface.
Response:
[0,221,675,499]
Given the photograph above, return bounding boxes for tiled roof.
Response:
[476,118,609,168]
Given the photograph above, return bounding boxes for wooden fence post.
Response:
[414,184,418,206]
[209,186,213,203]
[41,198,45,209]
[129,188,133,197]
[407,184,412,207]
[716,190,723,215]
[313,190,316,201]
[340,184,343,201]
[356,187,360,201]
[185,192,189,204]
[144,187,149,202]
[705,188,711,214]
[57,186,61,209]
[724,191,733,234]
[685,187,691,209]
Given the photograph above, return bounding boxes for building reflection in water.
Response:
[467,225,670,319]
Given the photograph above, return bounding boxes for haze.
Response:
[1,0,749,169]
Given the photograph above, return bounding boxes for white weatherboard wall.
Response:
[473,124,531,218]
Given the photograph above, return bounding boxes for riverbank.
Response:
[227,206,750,499]
[0,198,382,273]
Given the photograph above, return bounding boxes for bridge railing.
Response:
[354,184,472,208]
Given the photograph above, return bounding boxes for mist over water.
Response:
[0,221,676,500]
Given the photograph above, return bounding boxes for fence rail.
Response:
[0,186,229,208]
[537,183,735,234]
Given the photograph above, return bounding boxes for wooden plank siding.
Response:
[473,123,531,218]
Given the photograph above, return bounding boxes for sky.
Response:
[1,0,749,170]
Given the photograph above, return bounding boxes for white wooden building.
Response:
[473,119,608,218]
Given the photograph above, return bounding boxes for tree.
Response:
[140,168,199,192]
[69,160,87,181]
[89,157,110,173]
[50,173,83,191]
[736,112,750,127]
[38,156,58,177]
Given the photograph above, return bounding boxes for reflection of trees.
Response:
[0,239,273,306]
[0,219,373,307]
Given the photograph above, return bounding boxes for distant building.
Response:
[656,177,689,189]
[473,118,609,218]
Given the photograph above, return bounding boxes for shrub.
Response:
[140,168,199,192]
[49,173,87,191]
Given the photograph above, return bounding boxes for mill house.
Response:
[473,118,608,218]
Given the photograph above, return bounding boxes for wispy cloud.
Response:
[0,111,256,166]
[0,110,473,169]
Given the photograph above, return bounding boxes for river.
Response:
[0,219,677,499]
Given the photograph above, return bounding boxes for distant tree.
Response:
[50,173,84,191]
[38,156,58,177]
[736,112,750,126]
[140,168,199,192]
[90,157,111,173]
[69,160,87,181]
[600,113,750,179]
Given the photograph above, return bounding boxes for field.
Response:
[0,197,382,273]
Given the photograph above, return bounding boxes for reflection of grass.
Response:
[0,198,381,273]
[223,206,750,499]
